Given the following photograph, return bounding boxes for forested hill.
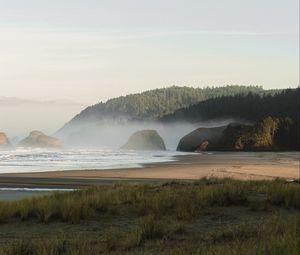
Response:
[61,85,277,128]
[161,88,299,123]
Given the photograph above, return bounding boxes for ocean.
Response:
[0,148,188,174]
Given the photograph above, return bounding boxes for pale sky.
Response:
[0,0,299,136]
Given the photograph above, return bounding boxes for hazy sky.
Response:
[0,0,299,136]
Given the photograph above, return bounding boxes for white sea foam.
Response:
[0,148,190,174]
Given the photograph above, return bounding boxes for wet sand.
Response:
[0,152,299,190]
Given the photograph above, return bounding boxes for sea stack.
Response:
[0,132,11,149]
[121,130,166,151]
[18,131,62,148]
[177,126,226,152]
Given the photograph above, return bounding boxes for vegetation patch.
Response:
[0,178,299,254]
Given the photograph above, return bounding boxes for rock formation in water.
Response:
[177,126,226,152]
[18,131,62,148]
[177,116,300,152]
[121,130,166,151]
[219,117,300,151]
[0,132,11,149]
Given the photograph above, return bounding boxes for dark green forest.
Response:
[59,86,299,151]
[162,88,299,123]
[67,85,277,125]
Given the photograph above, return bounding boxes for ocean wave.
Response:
[0,148,189,174]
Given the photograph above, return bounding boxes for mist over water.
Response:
[57,119,237,150]
[0,119,238,174]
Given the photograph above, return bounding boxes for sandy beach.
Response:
[0,152,299,191]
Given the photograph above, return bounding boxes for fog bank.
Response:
[57,119,239,150]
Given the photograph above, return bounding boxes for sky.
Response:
[0,0,299,136]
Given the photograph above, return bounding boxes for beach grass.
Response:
[0,178,299,254]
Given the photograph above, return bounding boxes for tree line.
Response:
[161,88,299,123]
[69,85,279,124]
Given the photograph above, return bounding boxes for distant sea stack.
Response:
[0,132,11,149]
[177,126,226,152]
[18,131,62,148]
[121,130,166,151]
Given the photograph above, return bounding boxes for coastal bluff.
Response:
[18,131,62,148]
[121,130,166,151]
[177,117,300,152]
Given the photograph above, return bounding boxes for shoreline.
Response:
[0,152,299,190]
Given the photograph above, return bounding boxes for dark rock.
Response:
[121,130,166,151]
[177,126,226,152]
[18,131,62,148]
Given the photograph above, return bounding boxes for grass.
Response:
[0,178,299,254]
